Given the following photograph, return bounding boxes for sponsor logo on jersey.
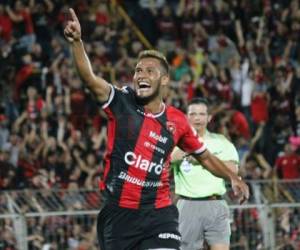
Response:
[144,141,166,154]
[124,151,164,175]
[158,233,181,241]
[118,171,162,187]
[180,158,192,173]
[166,121,176,134]
[149,131,168,143]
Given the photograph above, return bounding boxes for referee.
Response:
[172,98,240,250]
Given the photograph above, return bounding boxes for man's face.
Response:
[187,103,211,132]
[133,57,167,104]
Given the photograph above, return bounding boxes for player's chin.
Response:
[135,92,155,105]
[137,93,152,100]
[136,88,152,97]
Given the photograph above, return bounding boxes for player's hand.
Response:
[231,177,249,204]
[64,8,81,43]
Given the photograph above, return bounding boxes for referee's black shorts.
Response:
[97,203,181,250]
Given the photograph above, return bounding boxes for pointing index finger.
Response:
[69,8,79,22]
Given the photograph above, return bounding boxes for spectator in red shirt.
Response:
[230,110,251,140]
[5,0,35,51]
[251,76,269,126]
[0,4,13,42]
[275,142,300,179]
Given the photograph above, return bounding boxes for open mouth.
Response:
[138,81,151,90]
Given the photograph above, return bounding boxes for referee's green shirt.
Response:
[173,131,239,198]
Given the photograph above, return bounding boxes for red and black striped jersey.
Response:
[100,85,206,209]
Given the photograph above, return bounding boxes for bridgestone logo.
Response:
[124,151,164,175]
[118,171,162,187]
[158,233,181,241]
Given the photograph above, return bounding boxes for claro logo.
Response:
[124,151,164,175]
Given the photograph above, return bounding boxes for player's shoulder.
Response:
[113,85,132,94]
[166,106,186,119]
[209,132,226,140]
[209,132,234,145]
[112,84,136,103]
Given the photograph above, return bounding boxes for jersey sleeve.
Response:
[101,84,135,113]
[177,117,206,155]
[101,84,115,109]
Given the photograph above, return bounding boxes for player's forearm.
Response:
[71,40,110,102]
[224,161,239,174]
[195,151,238,182]
[71,40,95,83]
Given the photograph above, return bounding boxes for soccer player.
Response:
[64,8,249,250]
[172,98,240,250]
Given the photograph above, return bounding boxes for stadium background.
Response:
[0,0,300,249]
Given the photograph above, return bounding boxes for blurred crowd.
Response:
[0,0,300,249]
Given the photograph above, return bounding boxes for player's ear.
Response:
[161,74,169,86]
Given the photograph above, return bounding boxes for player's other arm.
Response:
[64,8,110,103]
[193,151,248,203]
[223,160,238,174]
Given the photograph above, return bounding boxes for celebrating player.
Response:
[64,8,249,250]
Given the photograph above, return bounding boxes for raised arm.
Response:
[64,8,111,103]
[194,150,249,204]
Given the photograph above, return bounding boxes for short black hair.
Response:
[188,97,209,107]
[137,50,169,75]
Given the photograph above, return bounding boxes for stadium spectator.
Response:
[275,142,300,180]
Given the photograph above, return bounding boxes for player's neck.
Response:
[144,100,164,114]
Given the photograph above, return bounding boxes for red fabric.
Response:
[186,82,194,101]
[231,111,250,139]
[275,154,300,179]
[70,89,87,130]
[218,82,233,103]
[96,12,110,25]
[36,97,44,111]
[26,98,44,120]
[14,65,34,100]
[251,95,269,124]
[70,90,86,114]
[19,10,34,34]
[0,14,13,41]
[18,159,39,178]
[0,114,6,121]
